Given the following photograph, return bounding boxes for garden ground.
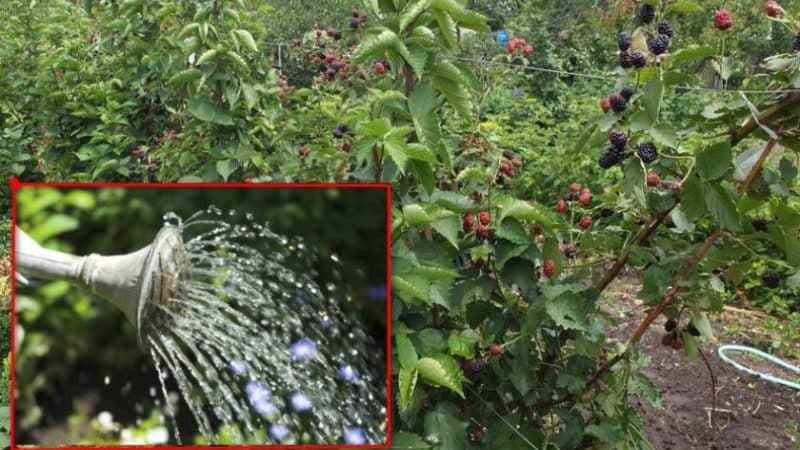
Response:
[601,274,800,450]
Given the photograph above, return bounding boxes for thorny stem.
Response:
[698,348,718,446]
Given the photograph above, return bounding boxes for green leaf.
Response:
[393,274,431,304]
[393,432,430,449]
[697,141,732,181]
[195,48,219,66]
[432,216,460,249]
[544,290,589,331]
[430,0,490,32]
[215,159,237,181]
[649,125,677,147]
[353,28,400,64]
[643,76,662,123]
[498,199,553,228]
[423,403,468,450]
[623,158,647,208]
[447,329,479,358]
[681,176,705,219]
[704,183,742,231]
[232,29,258,52]
[398,368,418,411]
[399,0,431,32]
[416,355,464,397]
[187,98,234,125]
[29,214,79,242]
[167,68,202,85]
[585,424,622,444]
[669,45,715,66]
[396,332,419,369]
[403,204,432,226]
[431,9,458,49]
[408,82,441,149]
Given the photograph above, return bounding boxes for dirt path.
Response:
[600,273,800,450]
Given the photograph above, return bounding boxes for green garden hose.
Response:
[717,344,800,390]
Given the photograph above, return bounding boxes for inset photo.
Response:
[12,183,390,447]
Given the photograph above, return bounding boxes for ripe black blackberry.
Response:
[648,34,669,55]
[620,87,635,101]
[635,142,658,163]
[657,20,674,38]
[562,192,578,202]
[762,272,780,288]
[609,129,628,149]
[599,207,614,217]
[664,318,677,332]
[598,146,626,168]
[638,3,655,24]
[793,33,800,52]
[470,358,488,373]
[631,50,647,68]
[619,52,633,68]
[610,94,628,113]
[685,324,700,337]
[617,31,632,51]
[751,218,769,232]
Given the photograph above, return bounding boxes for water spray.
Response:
[15,225,188,339]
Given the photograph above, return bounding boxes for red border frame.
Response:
[8,178,393,449]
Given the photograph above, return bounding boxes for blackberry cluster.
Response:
[638,3,655,24]
[619,53,633,68]
[599,207,614,217]
[762,272,780,288]
[598,146,626,168]
[794,33,800,52]
[620,87,635,101]
[333,123,350,139]
[610,94,628,113]
[664,318,677,332]
[685,324,700,337]
[609,129,628,149]
[657,20,674,38]
[648,34,669,55]
[751,218,769,232]
[631,50,647,68]
[635,142,658,163]
[617,31,632,51]
[470,358,488,373]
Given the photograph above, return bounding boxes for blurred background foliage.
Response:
[14,186,386,444]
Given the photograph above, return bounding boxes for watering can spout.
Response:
[15,225,188,337]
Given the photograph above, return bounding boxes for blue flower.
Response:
[290,338,317,362]
[252,399,279,418]
[338,364,358,383]
[289,392,313,412]
[269,423,289,441]
[228,360,247,376]
[245,381,271,405]
[343,427,367,445]
[494,30,509,45]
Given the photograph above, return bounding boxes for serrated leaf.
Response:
[399,0,431,32]
[215,159,237,181]
[353,28,399,64]
[649,125,677,147]
[643,76,662,122]
[167,68,202,85]
[409,82,441,149]
[232,29,258,52]
[398,368,418,411]
[498,199,553,228]
[396,332,419,369]
[545,290,589,331]
[195,48,218,66]
[432,216,460,249]
[403,204,432,226]
[623,158,647,208]
[669,45,715,66]
[697,141,732,181]
[431,9,458,49]
[393,274,431,304]
[704,183,742,231]
[447,329,479,358]
[187,98,233,125]
[412,265,460,280]
[423,403,468,450]
[416,355,464,397]
[430,0,490,32]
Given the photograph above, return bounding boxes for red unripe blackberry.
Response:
[475,224,491,241]
[374,61,386,75]
[543,259,556,277]
[351,8,360,18]
[765,1,782,17]
[489,344,503,356]
[341,141,352,152]
[661,333,674,347]
[600,96,612,113]
[609,94,628,113]
[579,216,593,230]
[638,3,655,24]
[523,45,534,57]
[664,318,677,332]
[631,50,647,68]
[657,21,674,38]
[617,31,632,51]
[479,211,491,226]
[311,56,322,64]
[670,338,683,350]
[463,212,476,232]
[511,159,523,168]
[579,192,591,206]
[715,9,732,31]
[609,129,627,149]
[325,54,336,64]
[648,34,669,55]
[581,187,591,195]
[762,272,780,288]
[556,199,568,214]
[570,182,581,193]
[751,218,768,232]
[635,142,658,164]
[646,171,660,187]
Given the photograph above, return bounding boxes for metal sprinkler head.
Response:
[15,225,189,339]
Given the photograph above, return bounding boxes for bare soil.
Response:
[600,273,800,450]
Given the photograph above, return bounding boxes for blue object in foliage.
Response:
[494,29,509,44]
[366,283,386,301]
[269,423,290,441]
[290,392,313,412]
[338,364,358,383]
[290,338,317,362]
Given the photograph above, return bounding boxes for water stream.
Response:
[138,207,386,445]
